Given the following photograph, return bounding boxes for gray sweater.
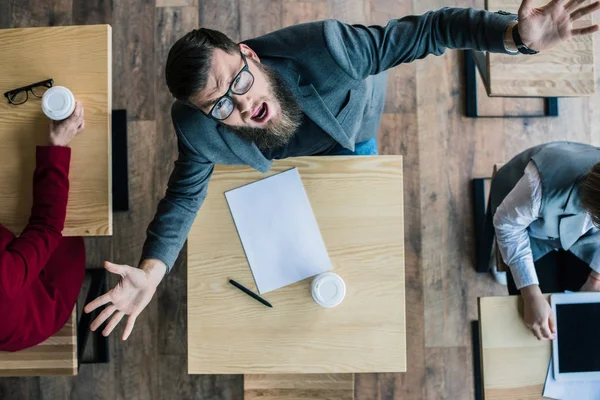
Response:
[142,8,517,272]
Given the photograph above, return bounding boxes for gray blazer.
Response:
[490,142,600,267]
[143,7,516,271]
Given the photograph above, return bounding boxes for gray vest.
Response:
[490,142,600,264]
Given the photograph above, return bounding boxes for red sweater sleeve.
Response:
[0,146,71,300]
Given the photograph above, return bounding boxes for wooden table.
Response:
[478,296,550,400]
[0,309,77,376]
[188,156,406,374]
[0,25,112,236]
[481,0,595,97]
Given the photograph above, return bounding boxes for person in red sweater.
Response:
[0,102,86,352]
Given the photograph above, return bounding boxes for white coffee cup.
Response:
[42,86,75,121]
[311,272,346,308]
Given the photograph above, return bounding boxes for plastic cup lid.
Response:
[42,86,75,121]
[311,272,346,308]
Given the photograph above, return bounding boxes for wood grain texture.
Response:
[156,0,197,6]
[0,25,112,236]
[487,0,596,97]
[424,347,473,400]
[73,0,112,25]
[112,0,155,120]
[240,0,282,39]
[479,296,549,400]
[244,374,354,400]
[0,1,11,29]
[188,156,406,374]
[328,0,370,25]
[9,0,73,27]
[414,4,472,348]
[155,6,197,357]
[199,0,241,42]
[111,121,160,400]
[282,0,330,26]
[474,57,546,117]
[158,356,243,400]
[0,309,77,377]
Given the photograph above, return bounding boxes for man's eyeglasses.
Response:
[206,53,254,121]
[4,79,54,105]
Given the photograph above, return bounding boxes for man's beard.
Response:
[224,63,302,151]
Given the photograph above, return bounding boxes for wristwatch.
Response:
[512,23,540,55]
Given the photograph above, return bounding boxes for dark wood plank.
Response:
[0,1,10,29]
[154,2,196,359]
[0,377,40,400]
[239,0,282,39]
[158,355,243,400]
[416,36,472,350]
[329,0,369,24]
[282,0,330,27]
[157,0,197,6]
[10,0,72,27]
[425,347,472,400]
[72,0,112,25]
[199,0,240,42]
[112,0,156,120]
[110,121,160,400]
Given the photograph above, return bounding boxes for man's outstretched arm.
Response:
[325,0,599,79]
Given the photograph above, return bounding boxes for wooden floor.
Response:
[1,0,600,399]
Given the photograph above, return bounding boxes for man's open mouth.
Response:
[251,102,269,123]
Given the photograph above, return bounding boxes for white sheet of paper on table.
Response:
[543,358,600,400]
[225,168,332,294]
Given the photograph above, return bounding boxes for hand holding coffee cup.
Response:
[48,102,85,147]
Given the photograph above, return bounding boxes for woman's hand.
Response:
[580,270,600,292]
[521,284,556,340]
[48,101,85,147]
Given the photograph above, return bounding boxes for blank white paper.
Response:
[543,358,600,400]
[225,168,332,294]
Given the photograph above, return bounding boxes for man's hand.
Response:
[84,259,167,340]
[517,0,600,51]
[580,270,600,291]
[49,101,85,146]
[521,284,556,340]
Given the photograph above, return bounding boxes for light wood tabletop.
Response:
[188,156,405,374]
[478,296,550,400]
[0,308,77,376]
[486,0,595,97]
[0,25,112,236]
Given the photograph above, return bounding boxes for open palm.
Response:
[517,0,600,50]
[84,262,161,340]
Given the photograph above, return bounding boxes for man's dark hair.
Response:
[165,28,239,101]
[581,162,600,226]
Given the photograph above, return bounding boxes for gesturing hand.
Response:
[84,260,167,340]
[516,0,600,51]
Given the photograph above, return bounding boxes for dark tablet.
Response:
[552,292,600,381]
